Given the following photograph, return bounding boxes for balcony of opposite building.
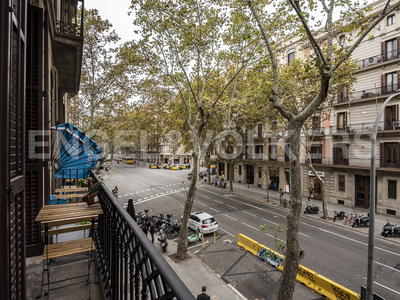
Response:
[51,0,85,94]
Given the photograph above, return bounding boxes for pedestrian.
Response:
[196,286,210,300]
[247,179,250,188]
[278,188,284,205]
[141,224,148,236]
[221,172,224,180]
[149,221,155,244]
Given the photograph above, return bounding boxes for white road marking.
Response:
[223,214,237,221]
[300,221,400,257]
[150,195,154,198]
[130,193,134,195]
[136,191,139,193]
[361,277,400,295]
[227,204,237,209]
[242,222,260,231]
[173,184,176,185]
[188,241,209,249]
[220,228,235,237]
[243,211,257,217]
[141,190,145,192]
[195,201,207,206]
[147,189,150,191]
[144,197,148,199]
[124,194,128,196]
[265,232,274,238]
[118,196,122,198]
[209,207,219,213]
[214,200,223,204]
[299,232,309,238]
[375,261,400,273]
[156,194,159,196]
[194,250,200,253]
[160,193,164,195]
[138,199,141,201]
[201,195,210,199]
[223,239,232,243]
[261,218,279,226]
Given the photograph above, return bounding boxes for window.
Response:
[259,168,262,179]
[385,143,398,165]
[339,35,346,46]
[310,145,322,163]
[388,180,397,199]
[386,39,397,60]
[337,112,347,131]
[339,175,346,192]
[239,165,242,175]
[387,15,395,26]
[288,52,295,65]
[386,72,398,93]
[269,145,278,161]
[255,145,263,158]
[257,124,263,138]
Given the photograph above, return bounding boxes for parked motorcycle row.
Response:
[333,210,370,228]
[211,177,227,189]
[303,200,320,214]
[135,209,179,252]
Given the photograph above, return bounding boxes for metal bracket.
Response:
[9,6,13,12]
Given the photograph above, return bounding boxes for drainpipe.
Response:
[367,91,400,300]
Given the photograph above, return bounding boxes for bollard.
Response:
[214,230,216,243]
[202,234,204,246]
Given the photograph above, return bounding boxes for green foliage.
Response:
[76,176,93,188]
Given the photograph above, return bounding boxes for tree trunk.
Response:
[277,125,303,300]
[229,160,234,191]
[266,168,270,202]
[320,179,328,219]
[205,151,211,185]
[176,152,200,259]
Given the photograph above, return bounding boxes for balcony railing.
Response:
[54,0,84,37]
[329,120,400,134]
[335,84,398,103]
[90,170,194,300]
[302,158,400,169]
[356,49,400,69]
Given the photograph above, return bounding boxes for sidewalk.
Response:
[214,178,400,245]
[158,239,246,300]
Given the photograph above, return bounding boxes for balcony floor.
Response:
[26,254,105,300]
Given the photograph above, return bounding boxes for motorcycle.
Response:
[188,173,192,180]
[333,210,346,222]
[165,220,181,239]
[217,179,224,188]
[221,181,227,189]
[112,191,118,198]
[381,221,400,237]
[188,227,202,243]
[157,234,168,253]
[304,200,320,214]
[136,209,149,225]
[352,213,369,227]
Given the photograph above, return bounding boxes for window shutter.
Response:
[381,42,386,60]
[380,143,384,167]
[397,37,400,57]
[397,70,400,91]
[345,112,348,126]
[381,74,386,94]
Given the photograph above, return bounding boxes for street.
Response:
[105,164,400,300]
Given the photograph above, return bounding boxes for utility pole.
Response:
[367,91,400,300]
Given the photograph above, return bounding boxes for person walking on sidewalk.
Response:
[278,188,284,204]
[141,224,148,236]
[149,221,155,244]
[221,172,224,180]
[197,286,210,300]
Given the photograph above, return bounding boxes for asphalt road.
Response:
[104,164,400,300]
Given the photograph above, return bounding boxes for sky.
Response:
[85,0,135,44]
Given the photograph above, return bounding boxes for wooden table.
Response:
[35,202,103,225]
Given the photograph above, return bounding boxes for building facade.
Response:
[0,0,84,298]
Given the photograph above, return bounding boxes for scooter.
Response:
[304,200,320,214]
[333,210,346,222]
[352,213,369,227]
[112,191,118,198]
[221,182,227,189]
[157,234,168,253]
[165,220,181,239]
[188,227,202,243]
[381,221,400,237]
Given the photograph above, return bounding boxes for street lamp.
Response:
[367,91,400,300]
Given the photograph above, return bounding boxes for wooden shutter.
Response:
[381,42,386,61]
[381,74,386,94]
[397,37,400,57]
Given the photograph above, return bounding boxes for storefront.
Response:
[284,168,290,194]
[308,170,324,200]
[268,167,279,190]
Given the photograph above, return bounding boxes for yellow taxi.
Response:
[149,164,162,169]
[126,157,134,164]
[170,164,181,170]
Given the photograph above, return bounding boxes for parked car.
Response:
[149,164,162,169]
[163,164,171,169]
[170,164,181,170]
[188,212,218,234]
[182,163,191,169]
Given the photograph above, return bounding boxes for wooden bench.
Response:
[54,187,88,200]
[43,238,93,260]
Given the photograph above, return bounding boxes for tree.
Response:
[130,0,256,259]
[242,1,400,299]
[71,9,139,133]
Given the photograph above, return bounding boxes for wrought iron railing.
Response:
[90,170,194,300]
[56,20,82,36]
[356,49,400,69]
[329,120,400,134]
[302,157,400,168]
[335,84,398,103]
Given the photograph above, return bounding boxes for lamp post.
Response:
[367,91,400,300]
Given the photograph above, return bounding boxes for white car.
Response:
[189,212,218,234]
